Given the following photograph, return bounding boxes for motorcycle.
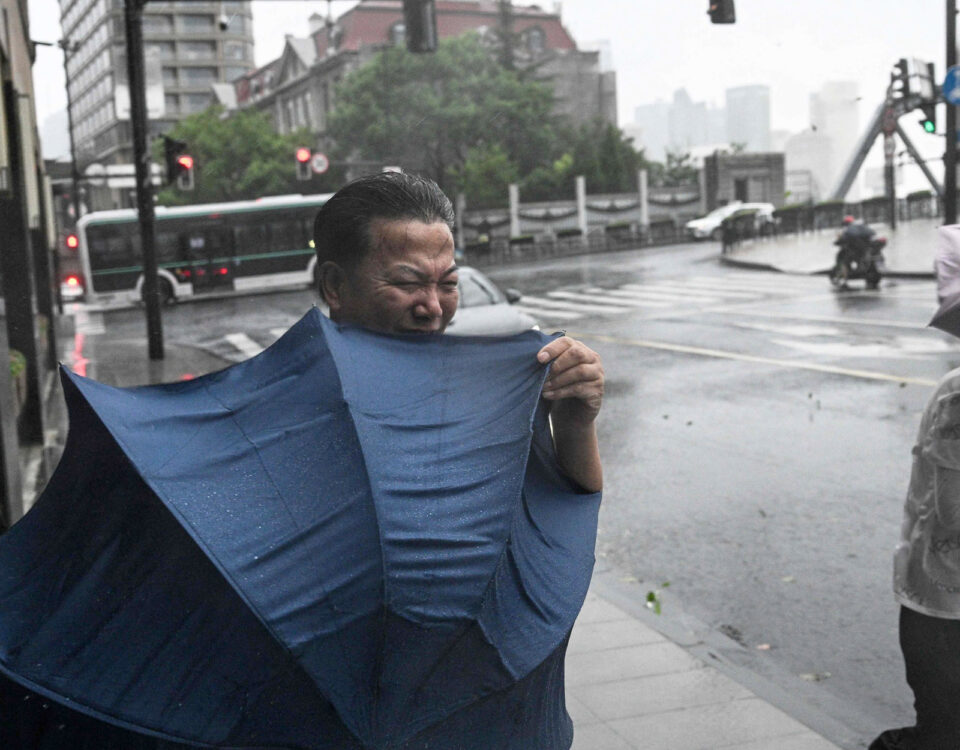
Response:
[829,234,887,290]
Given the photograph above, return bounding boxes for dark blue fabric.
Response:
[0,308,601,749]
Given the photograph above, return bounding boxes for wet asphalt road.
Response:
[73,239,959,745]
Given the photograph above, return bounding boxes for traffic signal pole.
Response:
[123,0,164,360]
[947,0,957,224]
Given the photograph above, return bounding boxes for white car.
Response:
[447,267,539,336]
[685,202,775,241]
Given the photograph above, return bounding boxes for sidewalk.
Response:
[35,317,855,750]
[721,217,940,277]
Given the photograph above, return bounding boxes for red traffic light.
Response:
[176,154,194,170]
[295,147,312,163]
[65,234,79,249]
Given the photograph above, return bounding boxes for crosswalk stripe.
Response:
[622,282,757,299]
[513,304,582,321]
[225,332,264,358]
[686,277,822,294]
[588,287,722,305]
[521,294,635,314]
[546,290,668,308]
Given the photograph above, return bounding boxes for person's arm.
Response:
[536,337,604,492]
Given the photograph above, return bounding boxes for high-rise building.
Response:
[59,0,256,178]
[633,89,726,163]
[725,85,770,152]
[809,81,860,199]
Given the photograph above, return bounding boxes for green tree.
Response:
[152,106,342,205]
[647,149,699,188]
[520,120,645,200]
[452,144,519,209]
[327,33,557,195]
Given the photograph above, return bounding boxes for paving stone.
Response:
[565,693,601,726]
[717,732,842,750]
[570,667,753,721]
[568,617,665,654]
[576,594,631,625]
[565,641,704,687]
[570,722,636,750]
[607,697,811,750]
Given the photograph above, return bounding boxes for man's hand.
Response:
[537,336,604,422]
[537,337,604,492]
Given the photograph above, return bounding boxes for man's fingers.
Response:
[543,362,602,390]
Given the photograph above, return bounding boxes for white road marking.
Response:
[585,286,723,305]
[546,290,668,308]
[513,304,581,321]
[624,282,757,299]
[569,331,939,387]
[224,333,265,358]
[520,294,634,314]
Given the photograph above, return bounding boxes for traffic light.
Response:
[296,147,312,181]
[65,233,79,250]
[892,58,910,98]
[403,0,437,52]
[920,102,937,134]
[176,154,195,190]
[163,136,194,190]
[708,0,735,23]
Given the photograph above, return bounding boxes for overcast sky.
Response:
[28,0,949,171]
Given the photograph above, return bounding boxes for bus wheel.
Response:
[142,279,175,306]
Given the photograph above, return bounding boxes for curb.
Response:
[719,252,935,280]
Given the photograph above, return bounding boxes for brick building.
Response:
[225,0,617,144]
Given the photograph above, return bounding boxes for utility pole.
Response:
[946,0,957,224]
[58,39,82,227]
[123,0,164,359]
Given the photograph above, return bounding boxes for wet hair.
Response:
[313,172,455,282]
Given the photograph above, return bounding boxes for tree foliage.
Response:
[152,106,343,206]
[327,33,557,197]
[647,149,699,188]
[328,33,649,207]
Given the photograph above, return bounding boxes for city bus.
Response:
[73,193,332,306]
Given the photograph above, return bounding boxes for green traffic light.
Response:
[924,120,936,133]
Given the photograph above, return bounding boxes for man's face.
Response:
[328,218,459,334]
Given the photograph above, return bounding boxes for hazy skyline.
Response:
[28,0,949,176]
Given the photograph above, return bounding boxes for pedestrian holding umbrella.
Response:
[0,173,605,749]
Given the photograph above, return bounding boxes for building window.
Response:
[162,67,177,85]
[180,67,218,86]
[164,93,179,114]
[180,14,214,34]
[183,93,213,113]
[223,40,249,60]
[178,41,216,61]
[146,41,175,60]
[525,27,546,55]
[142,14,173,34]
[224,66,249,82]
[226,14,246,34]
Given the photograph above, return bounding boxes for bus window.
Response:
[87,225,139,271]
[156,231,180,264]
[267,217,304,254]
[235,221,268,257]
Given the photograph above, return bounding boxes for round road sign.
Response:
[311,152,329,174]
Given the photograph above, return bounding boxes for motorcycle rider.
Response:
[836,215,876,268]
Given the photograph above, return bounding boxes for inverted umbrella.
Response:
[930,290,960,338]
[0,308,600,749]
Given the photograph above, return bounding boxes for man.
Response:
[313,171,603,492]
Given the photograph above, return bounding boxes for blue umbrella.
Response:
[0,308,600,749]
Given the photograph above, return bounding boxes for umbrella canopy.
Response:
[0,308,600,749]
[931,291,960,338]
